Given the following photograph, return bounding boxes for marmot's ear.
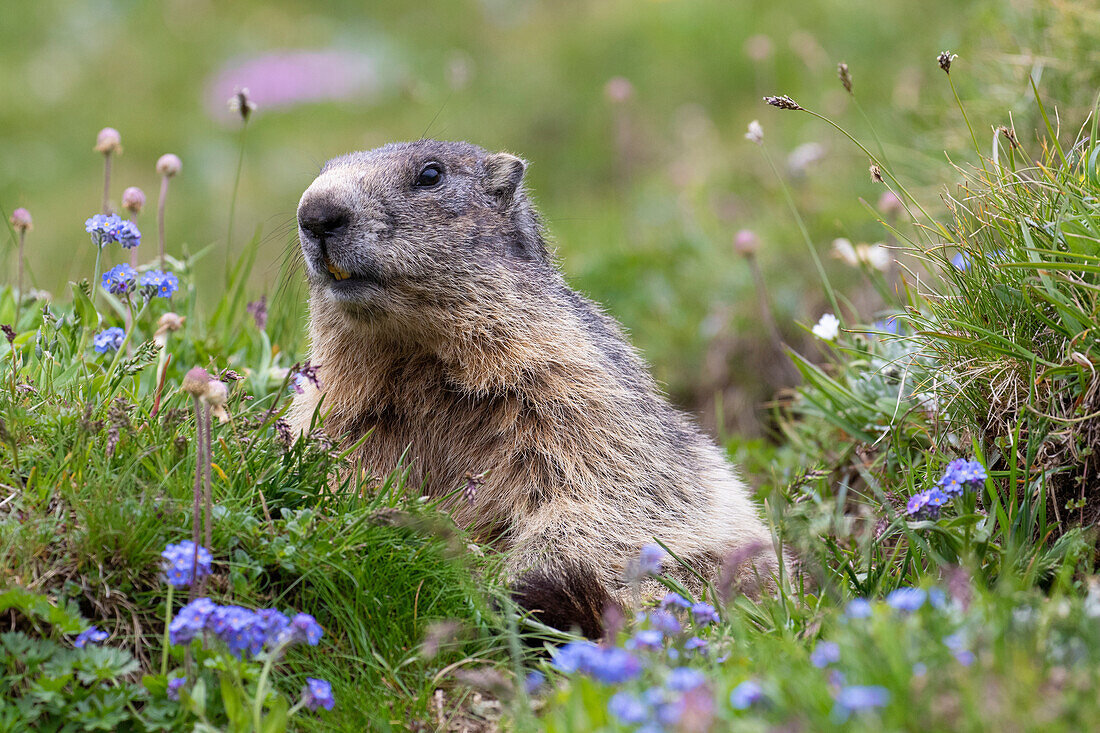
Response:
[483,152,527,210]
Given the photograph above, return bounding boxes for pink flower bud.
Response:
[877,191,903,218]
[122,187,146,214]
[733,229,759,256]
[604,77,634,104]
[157,154,182,177]
[95,127,122,154]
[10,207,32,232]
[181,367,211,397]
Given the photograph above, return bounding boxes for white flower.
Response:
[859,243,891,271]
[787,142,826,175]
[832,238,859,266]
[745,120,764,145]
[833,238,892,271]
[812,313,840,341]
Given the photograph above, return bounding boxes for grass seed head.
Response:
[998,125,1020,149]
[764,94,803,111]
[837,62,853,94]
[745,119,764,145]
[228,87,256,122]
[937,51,957,73]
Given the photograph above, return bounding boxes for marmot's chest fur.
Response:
[288,139,778,636]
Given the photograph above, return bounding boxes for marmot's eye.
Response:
[414,162,443,188]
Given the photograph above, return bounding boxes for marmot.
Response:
[288,140,778,636]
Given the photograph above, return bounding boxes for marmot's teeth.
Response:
[323,256,352,280]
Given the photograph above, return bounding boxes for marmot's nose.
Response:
[298,198,350,244]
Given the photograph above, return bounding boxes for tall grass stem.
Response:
[758,144,841,318]
[157,176,170,265]
[225,122,249,281]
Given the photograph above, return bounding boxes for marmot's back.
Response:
[288,139,778,636]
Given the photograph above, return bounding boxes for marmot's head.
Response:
[297,140,549,326]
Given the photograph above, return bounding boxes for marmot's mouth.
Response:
[323,255,353,281]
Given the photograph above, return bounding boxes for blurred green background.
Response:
[2,0,1096,434]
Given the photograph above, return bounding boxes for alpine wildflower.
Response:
[648,609,683,635]
[666,667,707,691]
[660,592,692,610]
[202,379,230,424]
[608,691,649,725]
[627,629,665,651]
[287,612,325,646]
[156,153,182,263]
[205,605,261,657]
[937,458,987,496]
[122,186,146,215]
[550,641,600,673]
[102,264,138,296]
[873,316,901,335]
[292,360,322,393]
[834,685,890,720]
[93,327,125,354]
[166,674,186,701]
[524,671,545,694]
[810,640,841,668]
[10,208,31,317]
[169,597,217,645]
[845,598,873,619]
[74,626,108,648]
[733,229,759,257]
[85,213,122,248]
[684,636,709,653]
[94,127,122,155]
[729,679,765,710]
[907,488,949,520]
[812,313,840,341]
[635,543,668,577]
[161,541,213,588]
[878,190,904,218]
[114,219,141,248]
[140,270,179,299]
[886,587,927,612]
[943,632,975,666]
[153,312,185,347]
[587,647,643,684]
[95,128,122,215]
[253,608,291,647]
[301,678,336,711]
[690,602,720,626]
[246,296,268,330]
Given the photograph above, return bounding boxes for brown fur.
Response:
[288,140,779,635]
